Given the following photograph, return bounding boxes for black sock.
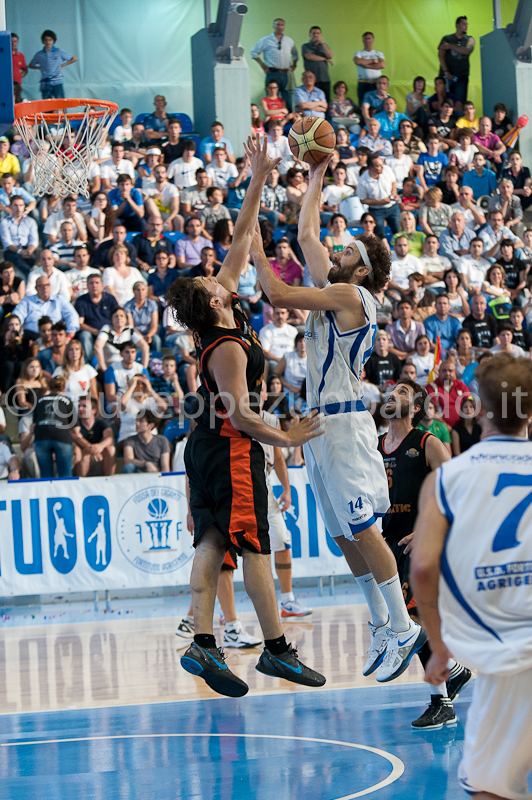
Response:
[194,634,217,649]
[417,641,432,669]
[265,634,289,655]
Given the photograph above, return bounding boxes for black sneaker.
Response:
[181,642,249,697]
[256,645,326,687]
[447,666,473,702]
[411,695,457,730]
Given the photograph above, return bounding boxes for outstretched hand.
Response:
[308,152,334,182]
[243,134,282,180]
[286,410,325,447]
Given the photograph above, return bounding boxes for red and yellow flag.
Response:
[427,336,442,384]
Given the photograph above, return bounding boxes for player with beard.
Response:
[166,137,325,698]
[378,379,472,728]
[252,156,427,683]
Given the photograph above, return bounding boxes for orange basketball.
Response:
[288,117,336,165]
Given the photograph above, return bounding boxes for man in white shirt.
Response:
[321,164,354,224]
[419,234,452,289]
[457,237,490,293]
[43,195,87,244]
[142,163,183,232]
[356,154,400,235]
[259,307,298,372]
[353,31,386,106]
[167,142,204,189]
[478,209,524,260]
[250,18,298,110]
[450,185,486,231]
[0,440,20,481]
[266,121,293,174]
[100,142,135,191]
[388,235,423,296]
[385,138,413,191]
[65,246,100,300]
[26,248,70,300]
[103,340,149,412]
[205,146,238,200]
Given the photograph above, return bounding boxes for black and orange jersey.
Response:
[194,295,264,437]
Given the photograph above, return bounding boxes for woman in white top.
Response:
[85,191,114,243]
[410,334,435,386]
[489,324,527,358]
[94,307,149,371]
[118,373,167,442]
[482,264,512,300]
[443,268,470,322]
[323,213,352,257]
[274,333,307,393]
[405,76,428,120]
[448,328,477,379]
[53,339,98,408]
[103,244,146,306]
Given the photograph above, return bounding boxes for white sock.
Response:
[377,574,411,632]
[448,659,461,675]
[281,591,295,604]
[355,573,389,628]
[225,619,239,631]
[185,614,194,623]
[430,683,449,698]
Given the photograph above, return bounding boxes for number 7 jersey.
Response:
[435,435,532,676]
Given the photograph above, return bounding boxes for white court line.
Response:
[1,732,405,799]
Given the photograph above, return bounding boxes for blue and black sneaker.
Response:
[256,645,326,687]
[181,642,249,697]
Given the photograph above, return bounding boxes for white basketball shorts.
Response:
[303,409,389,540]
[267,482,291,552]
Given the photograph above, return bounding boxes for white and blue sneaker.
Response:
[281,599,312,618]
[376,620,427,682]
[223,620,262,649]
[362,618,390,676]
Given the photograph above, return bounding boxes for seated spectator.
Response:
[143,95,176,143]
[374,96,409,140]
[49,220,84,271]
[108,174,146,233]
[391,211,425,257]
[334,127,358,165]
[494,240,528,300]
[447,327,477,381]
[236,257,264,316]
[95,309,149,374]
[13,276,79,339]
[451,394,481,455]
[142,164,183,233]
[394,118,427,163]
[415,134,449,191]
[293,70,327,119]
[71,395,116,477]
[33,374,75,479]
[434,164,461,206]
[52,339,98,409]
[91,223,139,270]
[398,362,418,382]
[356,154,400,235]
[478,209,524,261]
[450,184,486,230]
[147,250,176,307]
[0,196,38,277]
[417,396,452,452]
[211,219,233,264]
[357,117,392,158]
[462,152,497,199]
[0,438,20,481]
[410,334,435,386]
[426,76,459,115]
[463,294,499,352]
[323,213,352,256]
[102,338,149,411]
[482,263,512,303]
[259,167,287,228]
[284,167,308,223]
[227,156,252,219]
[328,81,361,132]
[200,186,231,237]
[0,174,36,220]
[137,147,163,186]
[132,216,175,272]
[124,282,161,351]
[263,374,289,424]
[205,146,238,200]
[403,272,436,322]
[167,141,204,190]
[424,293,461,354]
[0,137,21,180]
[161,119,185,164]
[75,274,119,362]
[261,78,295,126]
[37,320,67,376]
[449,128,478,174]
[487,179,523,234]
[0,316,33,392]
[35,316,53,352]
[259,307,298,374]
[419,234,452,287]
[373,282,395,327]
[501,151,532,210]
[103,244,147,306]
[365,329,401,387]
[64,246,100,300]
[345,145,370,186]
[427,359,468,428]
[100,143,135,191]
[426,99,458,151]
[456,237,490,294]
[27,248,70,299]
[179,168,209,216]
[405,76,428,120]
[251,103,266,138]
[508,305,532,355]
[473,117,506,170]
[12,357,49,415]
[187,246,218,278]
[272,332,307,396]
[175,216,212,270]
[492,102,513,138]
[399,176,422,214]
[454,100,480,134]
[443,267,470,321]
[388,235,423,296]
[361,74,391,122]
[419,187,453,239]
[113,108,133,142]
[149,354,184,414]
[439,212,476,266]
[85,191,114,244]
[385,138,414,191]
[320,163,354,224]
[0,260,25,320]
[123,409,171,472]
[118,377,167,443]
[489,322,526,357]
[385,299,426,360]
[200,120,236,165]
[270,238,303,285]
[266,121,293,173]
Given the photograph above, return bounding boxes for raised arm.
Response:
[216,135,281,294]
[297,156,333,288]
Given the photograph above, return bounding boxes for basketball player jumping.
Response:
[412,353,532,800]
[378,379,472,729]
[166,137,325,698]
[251,155,426,682]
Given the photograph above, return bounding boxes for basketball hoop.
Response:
[14,99,118,199]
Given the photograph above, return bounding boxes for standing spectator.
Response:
[167,142,204,190]
[438,15,475,105]
[0,196,38,277]
[360,75,391,123]
[301,26,333,102]
[175,216,211,270]
[37,321,67,376]
[100,143,135,192]
[501,151,532,211]
[427,359,469,427]
[353,31,386,107]
[13,277,79,338]
[33,375,75,478]
[462,152,497,199]
[357,117,392,157]
[457,237,490,293]
[293,71,327,119]
[365,330,401,387]
[91,223,139,270]
[463,294,499,351]
[200,121,235,165]
[478,210,524,261]
[424,294,461,354]
[0,138,21,180]
[75,274,119,362]
[65,246,100,300]
[356,154,400,236]
[179,168,209,216]
[71,395,116,477]
[123,410,171,473]
[374,97,409,141]
[44,195,87,244]
[49,221,84,270]
[438,212,475,266]
[143,95,176,143]
[259,308,298,374]
[28,30,77,100]
[385,299,426,360]
[450,185,486,231]
[132,217,174,271]
[205,146,238,199]
[473,117,506,170]
[415,135,449,191]
[102,244,146,306]
[124,282,161,351]
[26,248,70,300]
[250,18,298,111]
[11,33,28,89]
[108,174,146,233]
[142,164,183,232]
[161,120,185,164]
[53,339,98,409]
[487,179,523,233]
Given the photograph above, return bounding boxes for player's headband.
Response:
[353,239,373,276]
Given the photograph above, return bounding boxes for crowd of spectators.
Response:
[2,17,531,482]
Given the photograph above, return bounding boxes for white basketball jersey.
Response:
[435,436,532,675]
[305,284,377,409]
[260,410,277,473]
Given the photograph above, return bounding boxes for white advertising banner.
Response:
[0,468,349,598]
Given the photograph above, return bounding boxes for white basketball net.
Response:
[14,102,117,198]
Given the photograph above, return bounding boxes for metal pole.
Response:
[204,0,211,28]
[493,0,502,29]
[0,0,5,31]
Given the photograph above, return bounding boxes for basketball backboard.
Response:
[0,30,15,137]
